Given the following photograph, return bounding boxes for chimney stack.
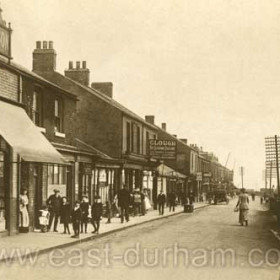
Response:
[64,61,90,87]
[145,115,155,125]
[33,40,57,72]
[180,138,188,145]
[172,135,177,138]
[161,123,166,131]
[91,82,113,98]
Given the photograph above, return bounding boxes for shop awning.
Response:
[0,101,66,164]
[157,164,187,179]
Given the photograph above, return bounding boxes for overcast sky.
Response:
[2,0,280,189]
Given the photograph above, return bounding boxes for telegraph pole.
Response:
[275,135,280,197]
[240,166,244,189]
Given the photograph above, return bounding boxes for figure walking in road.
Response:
[236,188,249,226]
[47,189,61,232]
[117,184,131,223]
[157,190,166,215]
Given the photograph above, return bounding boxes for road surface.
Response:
[1,197,279,280]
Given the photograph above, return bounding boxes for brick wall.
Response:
[0,67,18,101]
[21,77,77,147]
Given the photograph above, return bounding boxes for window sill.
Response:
[37,126,46,133]
[54,131,66,138]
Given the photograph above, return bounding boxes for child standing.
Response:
[71,201,82,238]
[105,200,112,224]
[60,197,71,234]
[39,205,50,233]
[91,196,103,234]
[80,196,89,233]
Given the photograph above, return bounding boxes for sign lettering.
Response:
[149,139,177,160]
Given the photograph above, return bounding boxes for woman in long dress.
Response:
[19,188,29,233]
[236,188,249,226]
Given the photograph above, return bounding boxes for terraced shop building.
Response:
[0,8,121,236]
[32,41,159,205]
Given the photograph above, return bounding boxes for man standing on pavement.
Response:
[168,191,176,212]
[157,190,166,215]
[117,184,131,223]
[47,189,61,232]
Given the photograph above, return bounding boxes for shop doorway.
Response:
[0,151,7,232]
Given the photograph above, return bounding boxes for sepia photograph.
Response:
[0,0,280,279]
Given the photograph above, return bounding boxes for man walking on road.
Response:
[117,184,131,223]
[157,190,166,215]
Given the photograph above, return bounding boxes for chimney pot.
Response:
[43,41,48,49]
[161,123,166,131]
[76,61,80,69]
[36,41,41,49]
[82,61,87,69]
[145,115,155,125]
[69,61,73,69]
[49,41,53,49]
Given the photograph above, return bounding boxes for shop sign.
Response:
[98,169,107,182]
[196,172,202,181]
[203,172,212,177]
[149,139,177,160]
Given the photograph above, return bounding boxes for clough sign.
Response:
[149,139,177,160]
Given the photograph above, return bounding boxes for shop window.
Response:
[48,165,67,185]
[54,98,63,133]
[31,89,42,127]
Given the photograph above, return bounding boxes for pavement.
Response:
[0,202,209,262]
[1,197,279,280]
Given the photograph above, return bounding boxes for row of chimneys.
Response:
[32,41,188,141]
[144,116,188,145]
[33,41,113,98]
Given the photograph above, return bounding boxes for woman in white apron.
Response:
[19,188,29,233]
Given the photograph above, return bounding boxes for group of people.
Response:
[19,185,191,236]
[45,190,104,238]
[114,185,152,223]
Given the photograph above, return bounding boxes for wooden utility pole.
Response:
[240,166,244,189]
[275,135,280,197]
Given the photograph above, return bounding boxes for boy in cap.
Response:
[71,200,82,238]
[91,196,103,234]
